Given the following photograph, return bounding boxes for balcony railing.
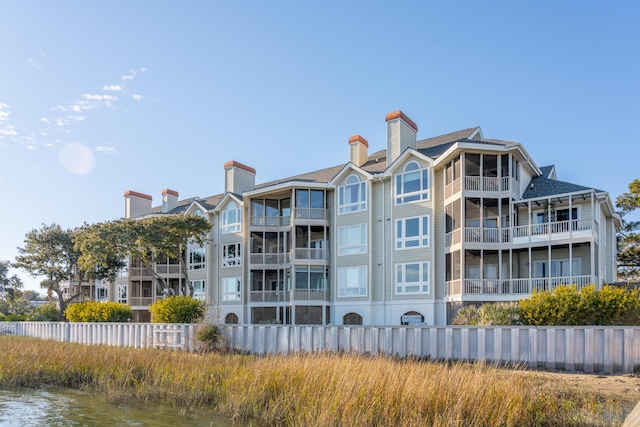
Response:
[293,208,327,221]
[250,253,291,265]
[128,297,154,306]
[513,219,595,239]
[128,267,154,277]
[251,215,291,227]
[294,248,329,261]
[446,219,595,247]
[446,275,593,296]
[445,176,519,197]
[154,265,183,275]
[249,289,330,302]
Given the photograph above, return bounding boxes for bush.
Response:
[28,304,59,321]
[65,301,132,322]
[452,305,481,325]
[149,296,205,323]
[480,302,522,326]
[519,285,640,326]
[193,322,222,352]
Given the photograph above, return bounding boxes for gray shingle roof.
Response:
[522,176,603,199]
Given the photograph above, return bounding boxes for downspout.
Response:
[376,174,386,325]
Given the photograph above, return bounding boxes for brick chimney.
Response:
[348,135,369,167]
[124,190,152,219]
[385,110,418,164]
[224,160,256,194]
[162,189,179,213]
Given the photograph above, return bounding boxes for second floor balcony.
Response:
[445,176,519,198]
[249,289,331,303]
[446,218,597,247]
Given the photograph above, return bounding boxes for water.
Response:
[0,388,245,427]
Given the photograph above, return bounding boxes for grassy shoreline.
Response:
[0,336,631,426]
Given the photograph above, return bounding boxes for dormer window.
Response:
[395,161,429,204]
[222,201,242,233]
[338,174,366,214]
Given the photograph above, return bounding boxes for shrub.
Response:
[149,296,205,323]
[480,302,522,326]
[28,304,60,321]
[519,285,640,326]
[193,322,222,352]
[452,305,481,325]
[65,301,132,322]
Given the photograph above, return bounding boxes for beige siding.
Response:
[433,167,446,299]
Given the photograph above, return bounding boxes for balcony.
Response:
[445,176,519,198]
[250,252,291,266]
[251,215,291,227]
[128,297,154,306]
[293,208,327,221]
[293,248,329,261]
[446,219,596,247]
[249,289,330,302]
[445,275,594,297]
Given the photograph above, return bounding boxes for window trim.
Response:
[222,201,242,233]
[222,243,241,267]
[337,266,368,297]
[338,174,367,214]
[221,276,241,302]
[395,261,430,294]
[338,224,367,256]
[395,161,430,205]
[188,247,206,270]
[396,215,430,250]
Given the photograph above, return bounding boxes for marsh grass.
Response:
[0,336,628,426]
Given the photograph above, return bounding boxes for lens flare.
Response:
[58,143,95,175]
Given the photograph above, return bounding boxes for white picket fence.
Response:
[8,322,640,374]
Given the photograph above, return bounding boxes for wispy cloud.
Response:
[27,52,46,69]
[96,145,117,154]
[132,94,144,101]
[0,104,17,142]
[103,85,122,91]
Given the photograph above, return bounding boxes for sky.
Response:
[1,1,639,292]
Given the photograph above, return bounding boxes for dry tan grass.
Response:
[0,336,632,426]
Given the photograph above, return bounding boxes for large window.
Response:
[191,280,205,300]
[189,247,206,270]
[338,266,367,297]
[396,262,430,294]
[396,215,429,249]
[221,276,241,301]
[395,161,429,204]
[338,175,366,214]
[338,224,367,255]
[222,201,242,233]
[222,243,241,267]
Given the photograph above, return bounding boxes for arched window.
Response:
[395,161,429,204]
[225,313,239,324]
[343,312,363,325]
[338,174,366,214]
[222,201,242,233]
[400,311,425,325]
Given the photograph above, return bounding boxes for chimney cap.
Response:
[385,110,418,132]
[162,189,179,197]
[124,190,152,201]
[348,135,369,147]
[224,160,256,175]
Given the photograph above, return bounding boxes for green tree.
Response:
[13,224,85,320]
[0,260,22,302]
[76,214,211,296]
[616,179,640,282]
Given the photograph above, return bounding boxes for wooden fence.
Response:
[9,322,640,374]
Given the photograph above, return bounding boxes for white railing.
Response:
[451,276,594,296]
[249,291,289,302]
[155,265,183,275]
[293,208,327,221]
[294,248,329,261]
[514,219,593,239]
[251,215,291,227]
[11,323,640,373]
[250,253,290,265]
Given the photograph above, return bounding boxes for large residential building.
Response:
[103,110,620,324]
